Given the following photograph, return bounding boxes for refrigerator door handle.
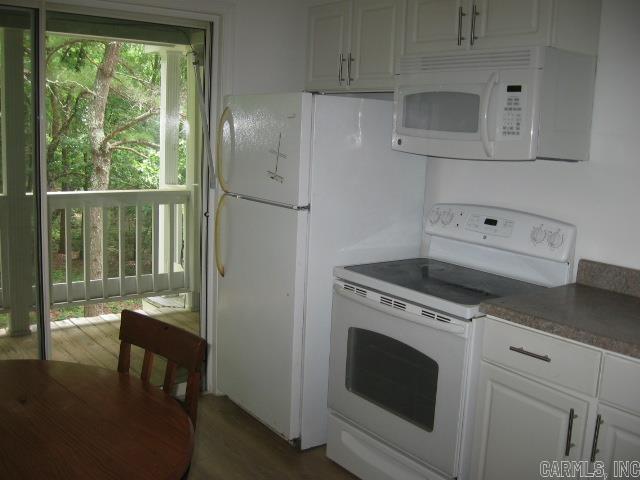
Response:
[216,106,233,193]
[215,193,229,277]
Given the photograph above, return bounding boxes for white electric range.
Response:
[327,204,576,480]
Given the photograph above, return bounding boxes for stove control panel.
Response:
[424,203,576,262]
[466,214,515,237]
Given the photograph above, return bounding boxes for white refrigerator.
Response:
[214,93,426,449]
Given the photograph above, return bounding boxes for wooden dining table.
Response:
[0,359,194,479]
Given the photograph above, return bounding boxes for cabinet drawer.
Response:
[482,317,601,396]
[600,353,640,416]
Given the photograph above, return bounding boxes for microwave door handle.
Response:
[480,72,499,158]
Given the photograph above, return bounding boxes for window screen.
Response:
[345,328,439,432]
[403,91,480,133]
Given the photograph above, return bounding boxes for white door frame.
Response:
[0,0,51,358]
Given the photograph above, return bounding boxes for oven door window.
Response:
[403,91,480,133]
[345,327,438,432]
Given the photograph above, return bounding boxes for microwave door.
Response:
[393,78,489,159]
[393,69,538,160]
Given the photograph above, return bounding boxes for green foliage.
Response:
[45,35,192,280]
[46,37,169,191]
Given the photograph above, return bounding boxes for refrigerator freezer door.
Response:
[218,93,312,206]
[216,194,308,441]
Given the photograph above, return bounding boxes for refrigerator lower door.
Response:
[216,194,308,441]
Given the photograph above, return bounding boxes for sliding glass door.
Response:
[0,5,45,359]
[0,5,212,377]
[42,11,208,382]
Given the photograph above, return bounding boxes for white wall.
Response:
[229,0,307,94]
[422,0,640,272]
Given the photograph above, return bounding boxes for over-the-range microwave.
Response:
[392,47,597,161]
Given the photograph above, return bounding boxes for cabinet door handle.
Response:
[457,6,466,46]
[590,414,603,462]
[338,53,345,85]
[347,53,354,85]
[470,4,479,46]
[565,409,577,456]
[509,346,551,362]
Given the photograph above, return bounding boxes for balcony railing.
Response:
[46,187,192,306]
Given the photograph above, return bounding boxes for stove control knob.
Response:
[548,229,564,249]
[530,225,547,245]
[441,209,454,226]
[428,209,441,225]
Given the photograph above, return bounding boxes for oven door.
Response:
[328,283,470,477]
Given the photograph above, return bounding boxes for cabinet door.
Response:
[593,405,640,473]
[350,0,403,90]
[306,2,351,91]
[470,0,552,50]
[471,363,589,480]
[403,0,468,55]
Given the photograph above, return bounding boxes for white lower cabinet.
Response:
[592,405,640,471]
[471,362,588,480]
[470,317,640,480]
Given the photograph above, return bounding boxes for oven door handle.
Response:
[334,284,468,336]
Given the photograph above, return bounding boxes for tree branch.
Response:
[102,110,157,145]
[118,61,155,88]
[45,39,88,64]
[109,139,160,150]
[112,145,152,159]
[61,90,92,130]
[47,78,95,96]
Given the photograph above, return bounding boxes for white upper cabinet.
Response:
[404,0,467,54]
[471,0,552,50]
[350,0,403,89]
[306,2,352,91]
[401,0,601,56]
[306,0,601,92]
[306,0,403,92]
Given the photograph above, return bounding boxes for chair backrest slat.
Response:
[118,309,207,427]
[163,361,178,395]
[185,372,201,427]
[117,342,131,373]
[141,350,155,383]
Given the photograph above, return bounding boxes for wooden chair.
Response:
[118,309,207,428]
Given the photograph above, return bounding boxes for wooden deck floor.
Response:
[0,307,200,385]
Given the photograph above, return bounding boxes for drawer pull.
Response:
[565,408,577,456]
[509,346,551,363]
[590,414,603,462]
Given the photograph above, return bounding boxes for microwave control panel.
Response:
[499,84,526,140]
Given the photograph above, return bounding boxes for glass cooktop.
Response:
[344,258,545,306]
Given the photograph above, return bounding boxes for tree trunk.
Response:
[85,41,122,317]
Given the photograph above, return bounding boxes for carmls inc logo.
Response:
[539,460,640,479]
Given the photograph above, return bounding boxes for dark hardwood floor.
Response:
[190,395,355,479]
